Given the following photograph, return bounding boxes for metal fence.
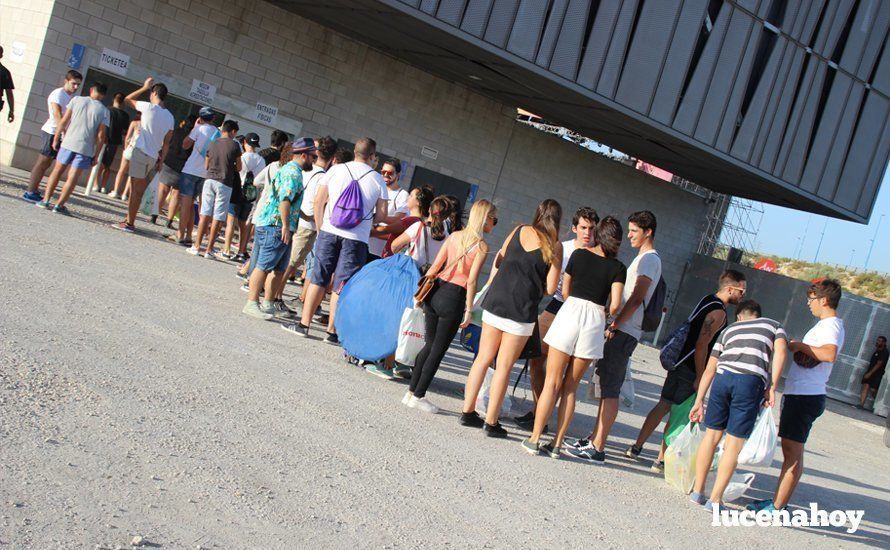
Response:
[661,255,890,417]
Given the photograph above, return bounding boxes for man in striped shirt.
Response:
[688,300,788,510]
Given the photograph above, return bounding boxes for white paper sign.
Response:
[254,102,278,125]
[10,41,26,63]
[188,79,216,105]
[98,48,130,76]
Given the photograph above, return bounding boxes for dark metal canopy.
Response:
[279,0,890,223]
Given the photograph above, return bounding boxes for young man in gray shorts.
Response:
[568,210,662,465]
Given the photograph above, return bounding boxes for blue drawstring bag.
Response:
[334,254,421,362]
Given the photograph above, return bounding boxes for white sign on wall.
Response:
[98,48,130,76]
[254,102,278,126]
[10,41,26,63]
[188,79,216,105]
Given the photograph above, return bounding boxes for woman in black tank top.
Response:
[460,200,563,437]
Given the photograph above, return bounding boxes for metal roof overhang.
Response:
[276,0,874,222]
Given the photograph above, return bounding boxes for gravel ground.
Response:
[1,168,888,549]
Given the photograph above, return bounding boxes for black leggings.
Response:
[410,281,467,398]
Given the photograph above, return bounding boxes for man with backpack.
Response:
[173,107,218,245]
[626,269,746,471]
[568,210,662,465]
[292,137,389,343]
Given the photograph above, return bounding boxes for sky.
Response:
[746,168,890,274]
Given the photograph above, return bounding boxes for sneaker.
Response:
[650,459,665,473]
[121,194,128,201]
[407,396,439,414]
[520,438,541,455]
[186,246,200,255]
[281,323,310,337]
[35,200,51,209]
[22,191,43,203]
[324,332,339,346]
[235,272,248,281]
[52,204,70,215]
[483,422,508,438]
[746,499,777,512]
[111,221,135,233]
[260,301,276,316]
[459,411,485,428]
[568,438,590,451]
[239,283,250,293]
[540,441,561,459]
[393,363,412,379]
[273,300,295,317]
[703,500,721,513]
[689,492,707,506]
[221,251,235,260]
[566,441,605,464]
[203,251,218,260]
[242,301,273,320]
[514,411,535,430]
[625,444,642,460]
[165,219,175,229]
[107,191,119,199]
[401,391,412,406]
[314,313,330,325]
[232,253,247,262]
[150,215,158,224]
[366,364,395,380]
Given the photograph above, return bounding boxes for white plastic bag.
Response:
[138,171,161,216]
[395,307,425,366]
[723,472,756,502]
[738,406,777,467]
[620,366,635,409]
[586,369,600,401]
[665,423,704,493]
[476,368,512,416]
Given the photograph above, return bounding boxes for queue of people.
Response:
[21,71,861,518]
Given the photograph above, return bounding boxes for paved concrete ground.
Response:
[1,167,888,548]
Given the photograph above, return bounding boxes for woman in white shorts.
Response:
[460,199,563,438]
[522,216,626,457]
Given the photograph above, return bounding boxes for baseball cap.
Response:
[292,137,316,153]
[198,106,215,120]
[245,133,261,147]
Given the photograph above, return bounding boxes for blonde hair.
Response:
[454,199,495,272]
[531,199,562,265]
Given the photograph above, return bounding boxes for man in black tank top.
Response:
[625,270,747,470]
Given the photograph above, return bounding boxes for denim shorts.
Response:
[704,370,766,438]
[254,225,291,273]
[179,173,204,198]
[56,147,93,170]
[229,201,253,221]
[309,230,368,293]
[778,394,826,444]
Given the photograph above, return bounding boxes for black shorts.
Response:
[595,330,638,398]
[661,364,697,404]
[228,200,253,222]
[39,131,58,159]
[544,297,563,315]
[862,370,885,389]
[101,144,119,167]
[778,394,826,444]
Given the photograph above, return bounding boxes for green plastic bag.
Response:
[664,393,696,447]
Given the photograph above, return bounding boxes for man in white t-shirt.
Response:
[748,279,845,514]
[24,70,82,203]
[169,107,220,244]
[223,132,266,260]
[368,158,410,261]
[516,207,598,431]
[38,82,109,214]
[113,77,174,233]
[293,137,388,343]
[569,210,662,465]
[270,136,336,312]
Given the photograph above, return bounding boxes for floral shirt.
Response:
[254,161,304,231]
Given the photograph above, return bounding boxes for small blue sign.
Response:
[68,44,85,69]
[467,183,479,204]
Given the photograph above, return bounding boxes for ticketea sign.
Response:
[99,48,130,76]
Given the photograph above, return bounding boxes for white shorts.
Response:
[200,179,233,222]
[482,310,535,337]
[543,296,607,360]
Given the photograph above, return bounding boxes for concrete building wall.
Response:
[0,0,710,308]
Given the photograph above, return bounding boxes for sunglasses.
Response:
[729,286,746,295]
[381,170,396,176]
[490,216,498,226]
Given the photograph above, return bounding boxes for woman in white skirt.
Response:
[521,216,626,457]
[460,199,563,438]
